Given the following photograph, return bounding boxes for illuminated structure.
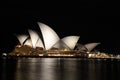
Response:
[52,36,80,51]
[75,43,100,53]
[16,34,29,46]
[84,43,100,52]
[9,22,100,57]
[38,22,60,50]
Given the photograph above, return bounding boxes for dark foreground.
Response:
[0,57,120,80]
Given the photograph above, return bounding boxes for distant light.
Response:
[86,52,90,53]
[2,53,7,56]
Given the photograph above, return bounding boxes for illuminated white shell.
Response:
[35,38,44,48]
[24,38,32,47]
[61,36,80,50]
[84,43,100,52]
[52,40,70,49]
[16,34,28,45]
[28,29,40,48]
[38,22,60,50]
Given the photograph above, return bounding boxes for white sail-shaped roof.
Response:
[38,22,60,50]
[84,43,100,52]
[28,29,40,48]
[35,38,44,48]
[24,38,32,47]
[75,43,88,52]
[52,40,70,49]
[16,34,28,45]
[61,36,80,50]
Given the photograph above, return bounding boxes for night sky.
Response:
[0,1,120,54]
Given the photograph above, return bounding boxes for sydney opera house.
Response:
[8,22,100,58]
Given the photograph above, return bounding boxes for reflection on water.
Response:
[0,58,120,80]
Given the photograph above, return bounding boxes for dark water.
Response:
[0,58,120,80]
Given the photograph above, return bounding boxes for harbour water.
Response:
[0,57,120,80]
